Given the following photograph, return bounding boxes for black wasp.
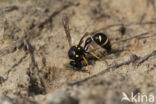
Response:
[62,16,111,72]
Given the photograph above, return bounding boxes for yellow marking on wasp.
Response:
[76,55,79,57]
[73,51,76,55]
[78,47,80,50]
[102,38,108,46]
[70,59,75,61]
[99,35,102,42]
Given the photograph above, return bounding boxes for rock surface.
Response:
[0,0,155,104]
[0,95,13,104]
[46,90,78,104]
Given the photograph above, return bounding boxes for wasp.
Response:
[62,16,111,72]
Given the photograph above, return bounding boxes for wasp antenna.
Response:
[78,32,89,46]
[62,15,72,47]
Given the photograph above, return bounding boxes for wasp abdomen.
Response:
[93,33,111,52]
[102,40,111,52]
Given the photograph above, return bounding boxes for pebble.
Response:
[46,90,78,104]
[0,95,13,104]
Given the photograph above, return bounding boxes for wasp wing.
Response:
[62,15,72,47]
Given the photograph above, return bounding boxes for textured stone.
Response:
[46,90,78,104]
[0,95,13,104]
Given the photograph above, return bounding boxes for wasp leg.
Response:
[82,56,90,74]
[88,45,108,66]
[89,44,101,56]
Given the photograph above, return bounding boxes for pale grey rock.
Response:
[46,90,78,104]
[0,95,13,104]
